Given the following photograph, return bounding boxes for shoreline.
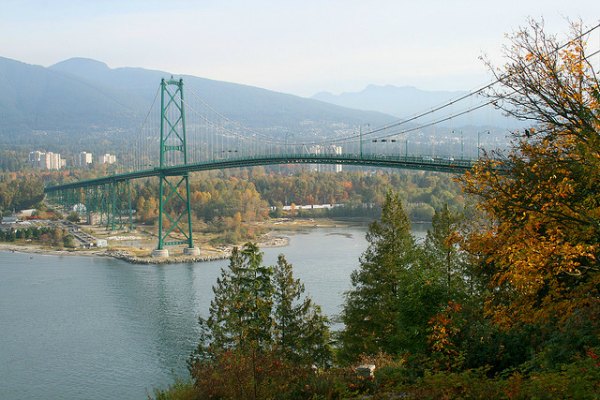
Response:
[0,227,298,265]
[0,234,291,264]
[0,218,432,265]
[0,217,376,264]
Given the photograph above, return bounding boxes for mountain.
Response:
[313,84,523,129]
[0,57,134,136]
[314,84,467,117]
[0,57,397,148]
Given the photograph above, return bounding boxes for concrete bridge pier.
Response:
[152,249,170,258]
[184,246,201,257]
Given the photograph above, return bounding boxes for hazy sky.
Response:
[1,0,599,96]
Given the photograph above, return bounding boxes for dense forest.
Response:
[130,169,464,244]
[0,173,45,213]
[151,20,600,399]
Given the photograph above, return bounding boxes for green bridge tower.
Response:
[152,78,200,258]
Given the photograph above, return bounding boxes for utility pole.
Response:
[359,125,363,159]
[477,130,490,159]
[461,130,464,160]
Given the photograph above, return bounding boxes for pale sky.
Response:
[1,0,599,97]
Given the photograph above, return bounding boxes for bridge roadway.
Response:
[44,153,476,193]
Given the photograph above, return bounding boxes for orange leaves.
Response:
[427,301,465,371]
[459,90,599,330]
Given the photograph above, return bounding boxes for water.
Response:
[0,224,430,400]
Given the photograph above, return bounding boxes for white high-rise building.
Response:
[307,145,343,172]
[44,152,62,170]
[100,153,117,164]
[28,151,63,170]
[76,151,93,167]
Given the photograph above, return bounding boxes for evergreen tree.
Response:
[424,204,465,292]
[190,243,332,398]
[340,191,420,360]
[240,242,274,350]
[193,244,274,359]
[272,254,331,367]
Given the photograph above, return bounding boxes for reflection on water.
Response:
[0,224,429,400]
[326,232,354,238]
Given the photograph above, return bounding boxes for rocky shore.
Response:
[0,217,361,264]
[0,232,290,265]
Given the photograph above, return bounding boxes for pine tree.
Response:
[240,242,274,350]
[194,245,332,363]
[190,243,332,396]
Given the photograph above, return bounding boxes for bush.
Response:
[151,379,197,400]
[514,356,600,400]
[66,211,80,223]
[407,368,503,399]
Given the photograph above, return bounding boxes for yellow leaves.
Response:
[446,230,462,247]
[461,149,598,326]
[477,215,598,327]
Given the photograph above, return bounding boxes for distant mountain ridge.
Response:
[0,55,520,160]
[312,84,521,129]
[0,56,397,149]
[313,84,467,117]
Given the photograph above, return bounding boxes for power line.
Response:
[377,100,496,140]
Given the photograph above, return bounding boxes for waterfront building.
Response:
[1,215,18,224]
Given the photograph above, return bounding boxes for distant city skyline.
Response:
[1,0,599,97]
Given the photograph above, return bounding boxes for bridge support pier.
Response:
[152,248,170,258]
[184,246,200,257]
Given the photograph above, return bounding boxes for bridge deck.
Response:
[44,153,476,192]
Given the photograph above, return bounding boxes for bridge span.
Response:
[44,153,475,193]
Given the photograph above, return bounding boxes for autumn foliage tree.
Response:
[461,20,599,352]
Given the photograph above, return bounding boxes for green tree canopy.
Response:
[189,243,331,398]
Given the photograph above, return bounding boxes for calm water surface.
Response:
[0,224,429,400]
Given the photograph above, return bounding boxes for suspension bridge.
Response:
[44,78,484,258]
